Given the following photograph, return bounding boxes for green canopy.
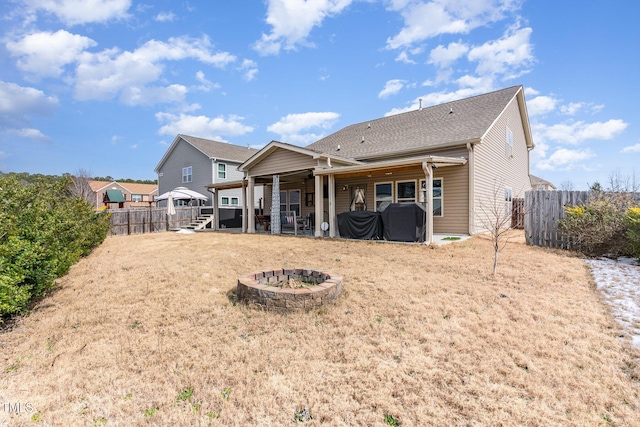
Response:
[105,189,125,203]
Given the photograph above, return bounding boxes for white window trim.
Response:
[231,197,239,206]
[505,186,513,217]
[279,189,301,215]
[218,162,227,179]
[506,126,514,158]
[420,178,443,217]
[221,196,229,205]
[375,181,394,211]
[396,180,417,203]
[182,166,192,183]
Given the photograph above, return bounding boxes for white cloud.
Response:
[74,36,236,104]
[239,59,259,81]
[559,102,583,116]
[155,11,175,22]
[428,41,469,68]
[253,0,353,55]
[386,0,520,50]
[156,112,254,141]
[527,95,558,117]
[0,80,59,119]
[378,79,405,98]
[467,24,534,78]
[267,112,340,145]
[0,81,56,141]
[384,74,493,116]
[194,71,220,92]
[536,148,595,171]
[120,84,188,106]
[22,0,131,25]
[621,143,640,153]
[559,102,604,116]
[538,119,628,145]
[6,30,96,78]
[395,51,416,64]
[2,127,51,142]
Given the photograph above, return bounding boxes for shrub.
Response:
[558,191,635,257]
[0,174,110,318]
[625,207,640,261]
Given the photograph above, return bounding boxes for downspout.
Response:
[421,161,433,245]
[467,142,475,235]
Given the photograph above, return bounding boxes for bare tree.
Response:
[559,180,575,191]
[607,169,639,192]
[69,168,95,205]
[476,180,520,275]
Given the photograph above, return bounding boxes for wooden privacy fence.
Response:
[511,198,525,228]
[524,190,590,248]
[108,206,201,236]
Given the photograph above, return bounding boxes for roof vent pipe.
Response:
[419,98,423,110]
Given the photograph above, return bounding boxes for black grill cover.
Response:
[337,211,382,240]
[380,203,426,242]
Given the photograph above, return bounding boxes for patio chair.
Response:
[256,214,270,232]
[280,211,298,235]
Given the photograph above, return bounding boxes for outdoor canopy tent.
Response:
[156,187,209,202]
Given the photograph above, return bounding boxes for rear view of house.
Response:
[225,85,534,242]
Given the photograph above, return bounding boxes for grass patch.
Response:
[1,231,639,425]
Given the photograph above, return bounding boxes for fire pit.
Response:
[237,268,343,312]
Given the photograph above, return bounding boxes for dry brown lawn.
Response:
[1,231,639,426]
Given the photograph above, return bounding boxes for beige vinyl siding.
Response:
[249,148,318,177]
[473,96,532,232]
[332,163,469,234]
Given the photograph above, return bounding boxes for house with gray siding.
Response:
[155,134,261,210]
[207,86,534,243]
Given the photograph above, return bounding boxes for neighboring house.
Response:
[530,174,557,190]
[208,85,534,243]
[88,180,158,209]
[154,134,262,208]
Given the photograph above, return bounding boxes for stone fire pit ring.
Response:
[237,268,343,312]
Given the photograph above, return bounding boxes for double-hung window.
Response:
[182,166,192,183]
[375,182,393,211]
[218,163,227,179]
[396,181,416,203]
[279,189,301,216]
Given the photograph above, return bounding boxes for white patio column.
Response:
[248,176,256,234]
[271,175,281,234]
[212,190,218,231]
[328,174,336,237]
[241,179,247,233]
[422,161,433,245]
[314,174,323,237]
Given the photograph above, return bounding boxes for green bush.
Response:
[558,192,635,257]
[0,174,110,318]
[625,207,640,261]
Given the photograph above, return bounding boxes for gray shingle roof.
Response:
[306,86,522,160]
[180,134,258,162]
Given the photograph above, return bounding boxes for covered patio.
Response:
[206,140,467,244]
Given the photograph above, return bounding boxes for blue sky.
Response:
[1,0,638,190]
